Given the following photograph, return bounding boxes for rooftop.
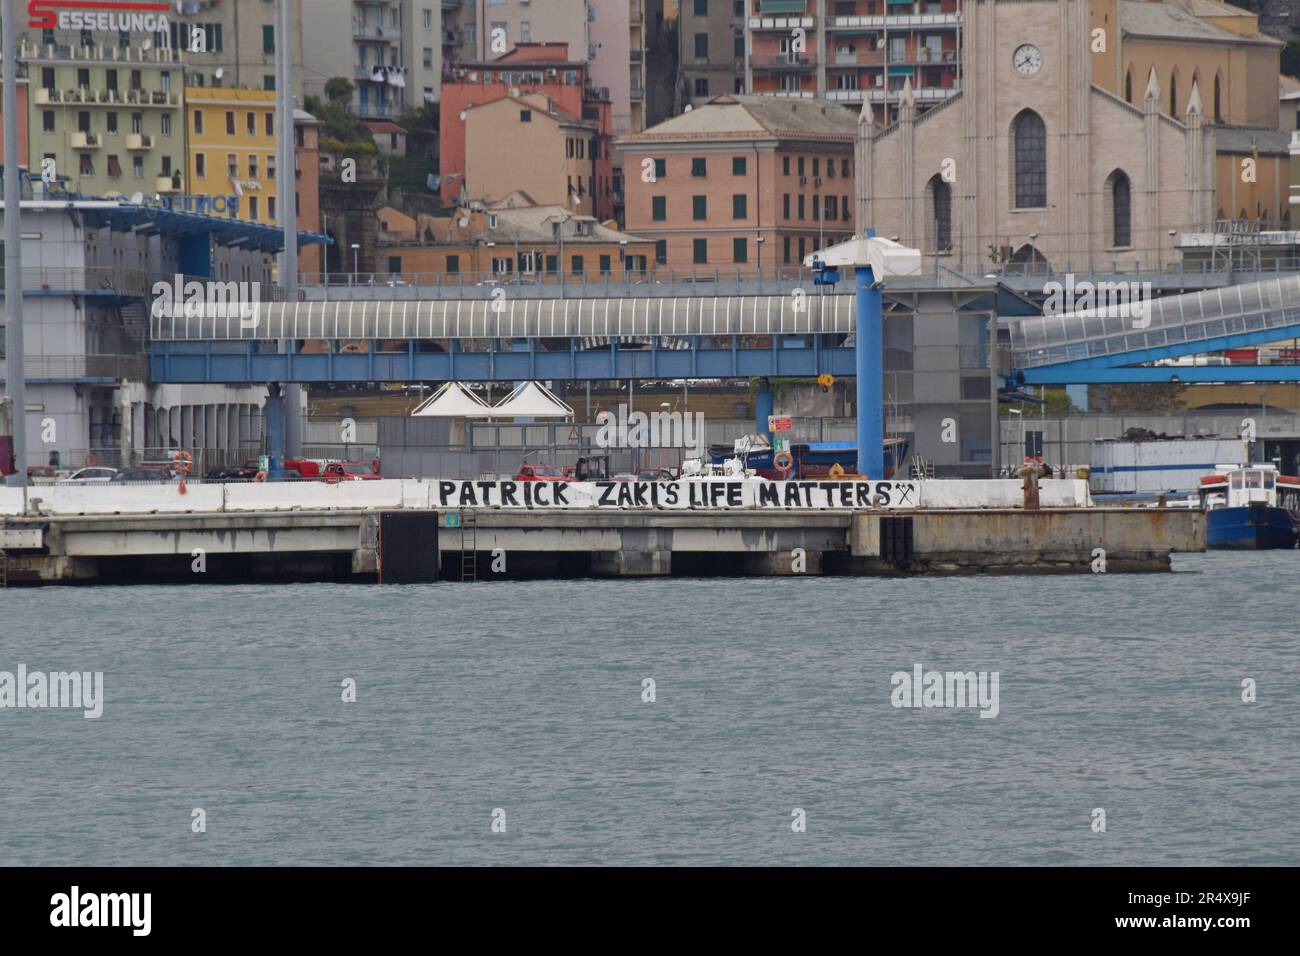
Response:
[619,95,858,144]
[1120,0,1283,46]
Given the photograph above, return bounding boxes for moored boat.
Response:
[1199,465,1300,550]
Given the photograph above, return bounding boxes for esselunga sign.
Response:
[28,0,171,31]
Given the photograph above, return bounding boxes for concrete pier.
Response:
[1,500,1204,585]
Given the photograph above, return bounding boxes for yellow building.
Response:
[184,87,278,225]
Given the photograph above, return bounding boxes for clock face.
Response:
[1013,44,1043,76]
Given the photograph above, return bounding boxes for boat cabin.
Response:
[1198,466,1300,511]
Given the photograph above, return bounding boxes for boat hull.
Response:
[1207,505,1299,550]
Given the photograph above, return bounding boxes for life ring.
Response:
[172,450,194,475]
[828,462,846,479]
[774,450,794,472]
[254,470,268,483]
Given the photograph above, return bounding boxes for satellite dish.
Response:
[684,104,693,112]
[214,67,224,80]
[458,216,469,228]
[142,37,153,51]
[130,191,144,204]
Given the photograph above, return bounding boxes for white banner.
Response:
[433,479,919,510]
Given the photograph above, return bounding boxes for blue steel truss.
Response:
[150,338,859,383]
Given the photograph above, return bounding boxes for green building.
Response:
[19,32,185,199]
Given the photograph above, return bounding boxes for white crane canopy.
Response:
[804,235,922,279]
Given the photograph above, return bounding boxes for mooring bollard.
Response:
[1022,472,1041,511]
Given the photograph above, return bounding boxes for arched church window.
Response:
[1107,170,1132,248]
[1169,72,1178,118]
[1125,69,1133,104]
[1214,74,1223,123]
[926,175,952,253]
[1012,110,1046,208]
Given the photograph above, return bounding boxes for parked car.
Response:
[111,468,169,483]
[207,459,261,481]
[515,464,567,481]
[66,467,118,483]
[636,468,675,482]
[26,465,58,482]
[321,461,382,482]
[611,472,638,482]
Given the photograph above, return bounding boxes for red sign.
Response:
[28,1,171,30]
[768,416,793,432]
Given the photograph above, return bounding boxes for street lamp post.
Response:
[351,243,360,284]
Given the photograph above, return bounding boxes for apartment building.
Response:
[303,0,440,118]
[403,0,444,106]
[618,94,857,271]
[439,43,617,220]
[445,0,588,65]
[678,0,745,108]
[185,88,280,226]
[745,0,963,125]
[377,203,655,280]
[18,35,186,199]
[168,0,305,96]
[444,1,647,132]
[463,92,606,218]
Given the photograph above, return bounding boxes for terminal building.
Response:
[0,176,327,475]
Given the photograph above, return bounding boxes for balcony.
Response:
[70,131,101,149]
[826,84,960,103]
[352,22,397,42]
[120,89,180,107]
[630,86,645,101]
[831,50,885,67]
[750,53,818,70]
[125,134,154,150]
[18,38,183,64]
[749,14,815,31]
[155,175,182,194]
[826,12,961,30]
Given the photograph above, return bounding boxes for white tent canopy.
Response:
[411,382,494,417]
[490,381,575,419]
[409,381,574,418]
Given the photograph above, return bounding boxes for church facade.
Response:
[856,0,1286,275]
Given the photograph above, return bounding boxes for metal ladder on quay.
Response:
[459,511,478,582]
[0,548,7,588]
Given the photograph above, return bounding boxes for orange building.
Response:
[293,109,322,276]
[439,43,617,221]
[377,202,655,282]
[618,94,857,272]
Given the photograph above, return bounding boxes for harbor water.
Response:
[1,551,1296,866]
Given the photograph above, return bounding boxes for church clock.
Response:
[1013,44,1043,76]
